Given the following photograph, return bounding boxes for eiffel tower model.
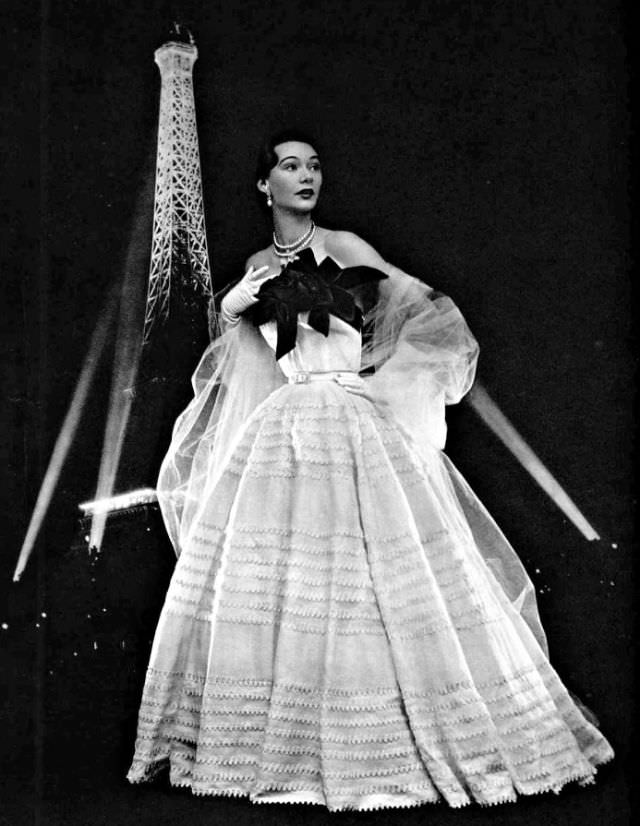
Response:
[69,26,212,633]
[111,23,213,503]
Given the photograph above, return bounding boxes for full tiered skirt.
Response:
[127,381,613,810]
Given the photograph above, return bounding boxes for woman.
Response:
[127,129,613,810]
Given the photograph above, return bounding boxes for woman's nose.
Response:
[300,167,314,182]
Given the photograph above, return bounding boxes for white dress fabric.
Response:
[127,259,613,810]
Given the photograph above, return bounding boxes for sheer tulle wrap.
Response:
[157,320,285,554]
[362,266,478,450]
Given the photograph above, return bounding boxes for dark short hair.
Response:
[255,129,320,182]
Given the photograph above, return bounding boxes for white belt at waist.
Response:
[287,370,361,386]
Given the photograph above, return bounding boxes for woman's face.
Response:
[259,141,322,213]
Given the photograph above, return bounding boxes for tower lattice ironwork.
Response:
[143,30,212,344]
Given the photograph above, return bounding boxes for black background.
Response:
[1,0,634,824]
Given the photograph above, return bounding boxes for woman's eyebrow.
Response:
[279,155,320,163]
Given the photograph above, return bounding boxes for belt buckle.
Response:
[292,372,309,384]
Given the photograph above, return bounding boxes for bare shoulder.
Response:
[244,246,273,272]
[323,230,388,269]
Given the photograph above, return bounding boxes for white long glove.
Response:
[220,265,273,327]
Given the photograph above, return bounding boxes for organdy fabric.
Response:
[127,262,613,810]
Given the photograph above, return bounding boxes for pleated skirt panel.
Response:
[127,382,613,811]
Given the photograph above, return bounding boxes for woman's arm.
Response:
[325,230,435,304]
[325,231,390,271]
[328,231,478,450]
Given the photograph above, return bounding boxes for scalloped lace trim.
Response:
[127,754,613,811]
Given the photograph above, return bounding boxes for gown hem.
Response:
[126,748,613,811]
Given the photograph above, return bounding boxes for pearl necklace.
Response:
[272,221,316,261]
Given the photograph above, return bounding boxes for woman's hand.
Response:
[220,265,275,326]
[333,373,368,397]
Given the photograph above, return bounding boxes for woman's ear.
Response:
[257,179,268,195]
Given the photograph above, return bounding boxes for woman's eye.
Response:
[284,164,297,171]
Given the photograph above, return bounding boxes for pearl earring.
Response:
[266,192,273,207]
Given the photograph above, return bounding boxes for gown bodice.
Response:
[247,247,386,367]
[259,313,362,378]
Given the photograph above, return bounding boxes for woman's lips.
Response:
[296,189,314,197]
